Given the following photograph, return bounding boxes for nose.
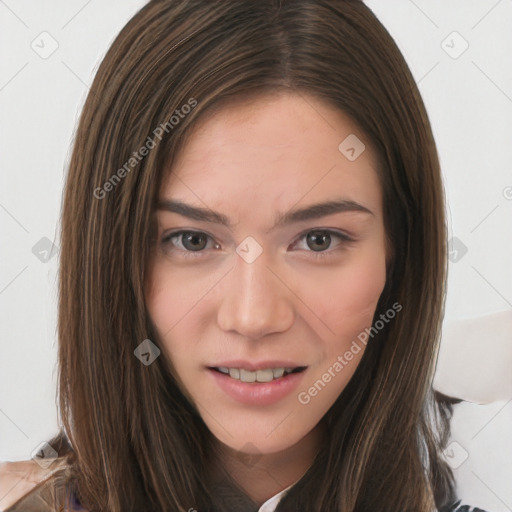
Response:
[216,250,295,340]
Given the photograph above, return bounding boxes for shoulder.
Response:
[0,458,68,511]
[0,459,46,510]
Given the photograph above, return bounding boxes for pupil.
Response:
[307,231,330,251]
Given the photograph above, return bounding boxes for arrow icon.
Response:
[448,237,468,262]
[236,236,263,263]
[338,134,365,161]
[134,339,160,365]
[440,31,469,60]
[32,237,58,263]
[31,442,58,468]
[30,31,59,59]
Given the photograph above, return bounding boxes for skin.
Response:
[145,92,388,506]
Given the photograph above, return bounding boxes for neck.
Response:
[213,422,325,507]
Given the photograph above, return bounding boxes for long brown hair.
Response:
[45,0,457,510]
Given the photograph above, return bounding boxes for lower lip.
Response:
[207,368,306,406]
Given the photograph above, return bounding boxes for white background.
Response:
[0,1,511,510]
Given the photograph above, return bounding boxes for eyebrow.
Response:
[156,198,374,231]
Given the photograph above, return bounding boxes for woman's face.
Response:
[145,92,387,456]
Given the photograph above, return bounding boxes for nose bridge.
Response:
[217,247,294,339]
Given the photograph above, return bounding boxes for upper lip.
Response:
[208,360,307,371]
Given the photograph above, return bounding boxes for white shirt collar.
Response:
[257,481,297,512]
[256,482,444,512]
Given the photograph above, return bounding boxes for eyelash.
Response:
[160,229,354,261]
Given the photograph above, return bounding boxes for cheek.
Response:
[145,261,221,379]
[145,260,214,336]
[296,256,386,411]
[341,259,386,323]
[144,276,201,402]
[144,264,190,358]
[302,252,387,344]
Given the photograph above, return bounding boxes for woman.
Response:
[0,1,491,510]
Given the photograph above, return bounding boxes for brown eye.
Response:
[161,230,218,255]
[291,229,354,261]
[306,231,333,252]
[180,232,208,251]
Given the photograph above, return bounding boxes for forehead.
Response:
[160,92,381,220]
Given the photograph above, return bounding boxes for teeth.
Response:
[272,368,285,378]
[255,369,274,382]
[240,369,256,382]
[216,366,302,382]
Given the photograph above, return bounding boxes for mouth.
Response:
[207,363,308,406]
[208,365,308,383]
